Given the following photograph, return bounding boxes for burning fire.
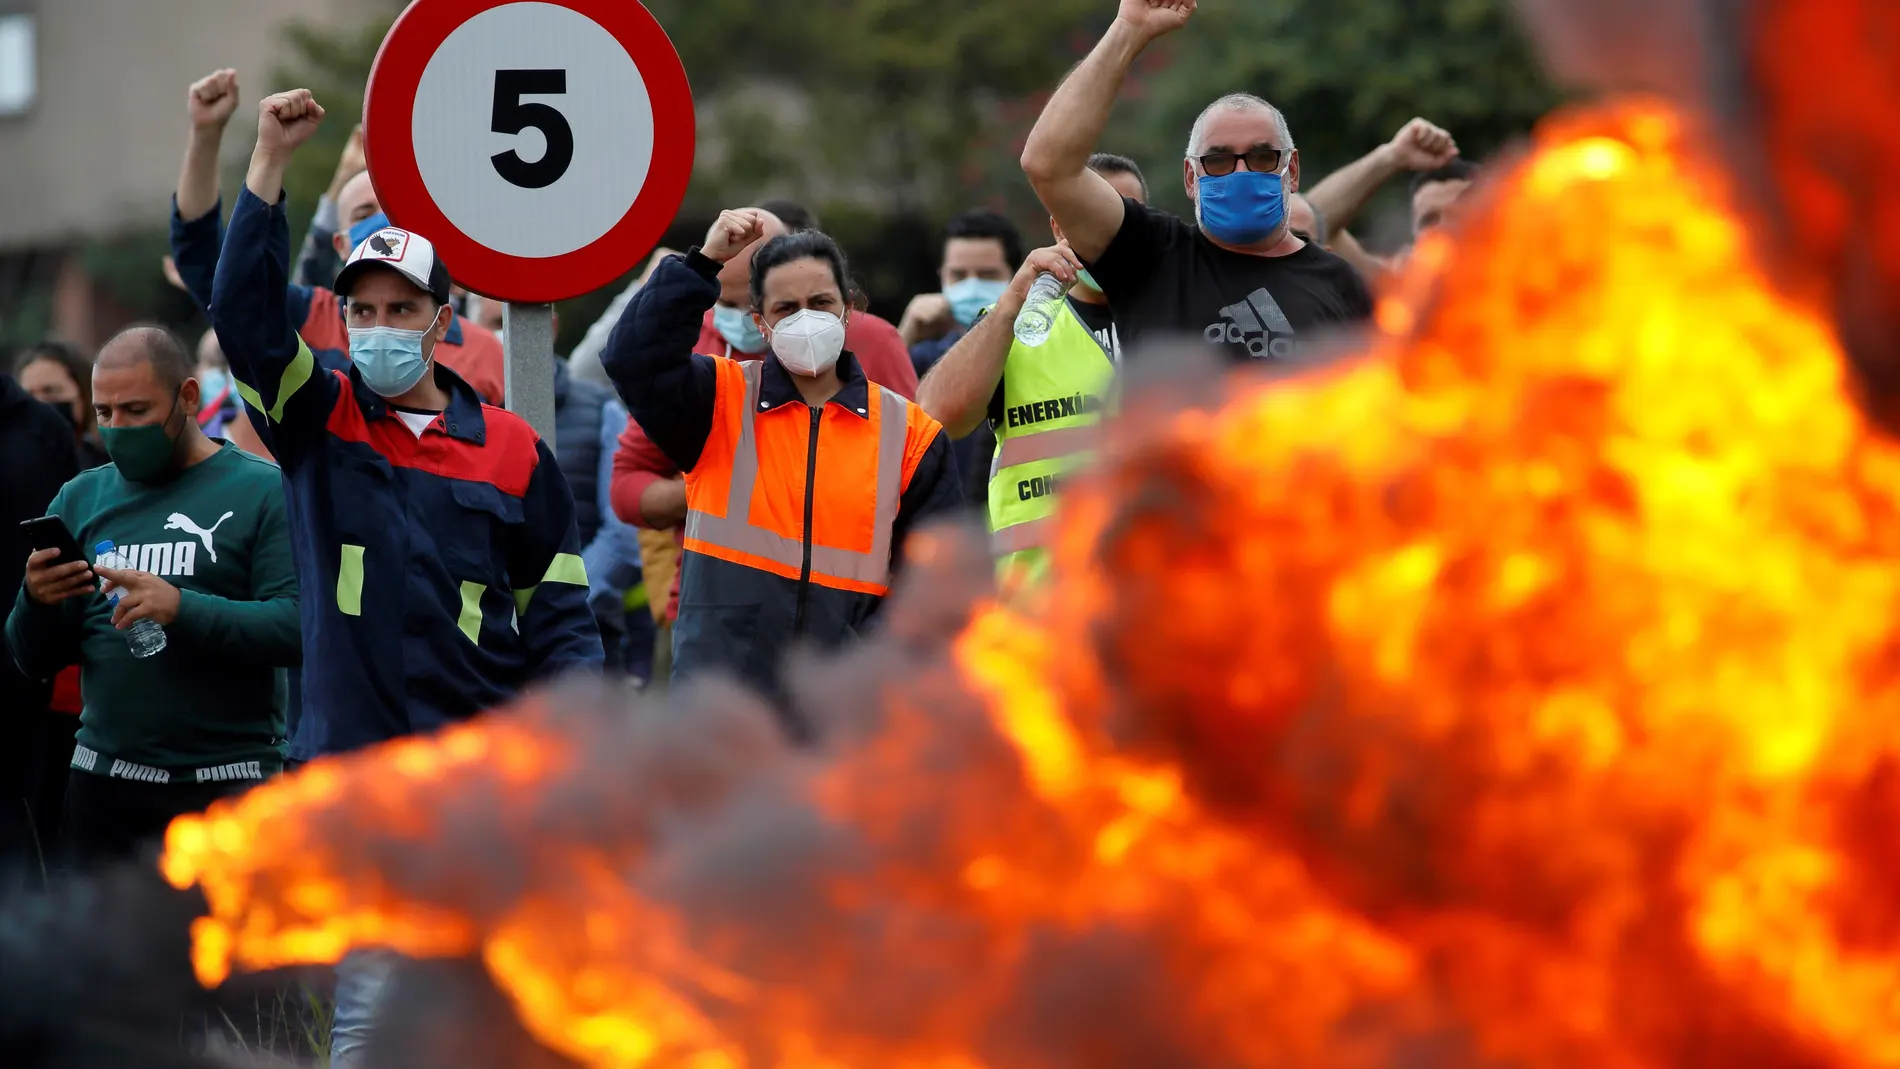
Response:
[163,99,1900,1068]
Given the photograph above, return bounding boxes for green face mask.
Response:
[101,393,185,482]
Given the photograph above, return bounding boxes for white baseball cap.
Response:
[334,224,452,305]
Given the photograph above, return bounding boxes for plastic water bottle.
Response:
[1012,273,1068,347]
[94,540,166,659]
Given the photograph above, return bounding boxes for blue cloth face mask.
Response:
[1195,170,1287,246]
[347,212,392,251]
[349,319,437,398]
[712,303,766,354]
[945,277,1008,328]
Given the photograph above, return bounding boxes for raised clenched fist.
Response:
[1386,118,1459,172]
[256,89,326,159]
[1116,0,1196,41]
[188,69,240,130]
[702,208,769,264]
[898,293,953,346]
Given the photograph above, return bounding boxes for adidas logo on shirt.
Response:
[1205,287,1299,361]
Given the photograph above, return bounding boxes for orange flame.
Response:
[163,99,1900,1068]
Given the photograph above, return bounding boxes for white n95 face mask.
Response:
[768,309,846,377]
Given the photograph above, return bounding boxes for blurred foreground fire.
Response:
[162,100,1900,1068]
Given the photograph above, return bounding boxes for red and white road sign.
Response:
[364,0,694,303]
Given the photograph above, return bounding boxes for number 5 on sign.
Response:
[363,0,695,304]
[490,70,574,189]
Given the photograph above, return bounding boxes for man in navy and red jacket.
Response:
[209,88,601,763]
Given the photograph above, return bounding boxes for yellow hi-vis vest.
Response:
[986,299,1114,586]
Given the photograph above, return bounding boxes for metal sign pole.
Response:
[503,301,557,447]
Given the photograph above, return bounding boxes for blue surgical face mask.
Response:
[1195,169,1287,246]
[347,212,392,251]
[712,303,766,354]
[348,316,438,398]
[945,277,1008,327]
[199,369,229,400]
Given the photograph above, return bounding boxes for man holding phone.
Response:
[5,325,299,868]
[0,370,80,879]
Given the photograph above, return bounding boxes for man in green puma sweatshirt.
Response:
[5,325,299,868]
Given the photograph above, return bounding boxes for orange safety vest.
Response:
[683,356,937,600]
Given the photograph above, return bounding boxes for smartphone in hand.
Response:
[20,515,89,570]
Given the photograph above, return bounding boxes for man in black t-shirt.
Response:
[1019,0,1373,366]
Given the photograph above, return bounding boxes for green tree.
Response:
[646,0,1107,216]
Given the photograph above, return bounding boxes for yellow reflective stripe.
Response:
[232,337,317,425]
[991,517,1055,555]
[540,552,588,586]
[337,544,364,616]
[511,555,586,616]
[457,581,486,643]
[995,424,1096,469]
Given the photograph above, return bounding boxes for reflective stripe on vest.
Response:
[988,301,1113,562]
[684,360,909,596]
[994,423,1097,469]
[991,516,1056,555]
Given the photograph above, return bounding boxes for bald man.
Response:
[7,324,299,868]
[169,71,508,405]
[1021,2,1371,365]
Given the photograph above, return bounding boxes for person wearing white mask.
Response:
[602,209,963,726]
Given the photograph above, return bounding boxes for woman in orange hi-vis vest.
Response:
[602,209,964,725]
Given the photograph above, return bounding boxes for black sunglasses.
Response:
[1192,145,1288,178]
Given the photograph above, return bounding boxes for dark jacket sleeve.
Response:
[5,483,85,682]
[512,439,606,677]
[169,197,222,314]
[169,474,301,665]
[1,397,79,696]
[210,189,343,465]
[890,426,964,569]
[600,250,722,473]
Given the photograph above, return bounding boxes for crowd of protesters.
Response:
[1,0,1477,1060]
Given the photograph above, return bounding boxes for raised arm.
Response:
[1019,1,1192,262]
[176,69,239,223]
[919,243,1084,438]
[1305,118,1458,235]
[601,209,766,473]
[209,90,340,460]
[170,69,241,312]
